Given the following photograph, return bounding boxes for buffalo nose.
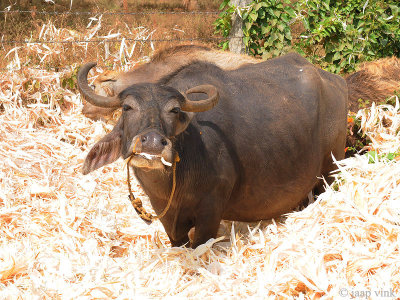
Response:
[140,131,168,154]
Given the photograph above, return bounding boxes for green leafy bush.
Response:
[242,0,295,59]
[366,150,400,163]
[214,0,236,50]
[215,0,400,73]
[296,0,400,73]
[214,0,295,57]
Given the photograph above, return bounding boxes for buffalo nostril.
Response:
[161,138,168,146]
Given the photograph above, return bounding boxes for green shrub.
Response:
[296,0,400,73]
[214,0,236,50]
[215,0,400,73]
[241,0,295,59]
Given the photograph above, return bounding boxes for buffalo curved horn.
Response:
[182,85,219,112]
[77,62,121,108]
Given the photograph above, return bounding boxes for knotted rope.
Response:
[126,138,179,224]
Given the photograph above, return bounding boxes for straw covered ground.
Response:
[1,22,400,300]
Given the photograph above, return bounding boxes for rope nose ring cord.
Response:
[126,137,179,224]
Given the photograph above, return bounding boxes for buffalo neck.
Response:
[131,124,204,213]
[133,166,173,201]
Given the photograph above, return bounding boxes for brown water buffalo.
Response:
[84,49,399,119]
[345,56,400,111]
[82,44,258,120]
[78,53,347,248]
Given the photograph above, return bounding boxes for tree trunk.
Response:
[229,0,252,54]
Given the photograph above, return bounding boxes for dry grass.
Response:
[2,17,156,70]
[0,1,220,70]
[1,13,400,300]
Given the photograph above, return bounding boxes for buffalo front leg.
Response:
[191,212,222,248]
[168,234,190,247]
[191,194,227,248]
[190,176,234,248]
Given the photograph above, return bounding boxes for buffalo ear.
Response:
[82,120,122,175]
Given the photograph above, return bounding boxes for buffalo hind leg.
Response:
[315,141,346,195]
[314,161,337,196]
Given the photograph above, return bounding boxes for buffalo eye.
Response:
[170,107,180,114]
[123,104,132,111]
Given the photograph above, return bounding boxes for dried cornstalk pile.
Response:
[4,17,154,71]
[1,20,400,297]
[1,68,399,298]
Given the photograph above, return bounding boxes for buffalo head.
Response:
[78,63,219,174]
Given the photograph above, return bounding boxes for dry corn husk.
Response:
[1,22,400,297]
